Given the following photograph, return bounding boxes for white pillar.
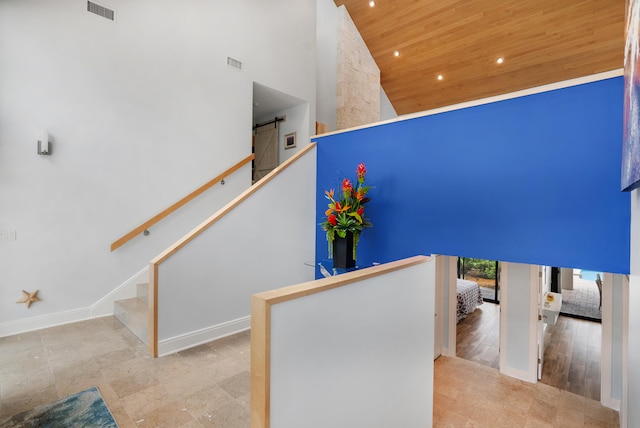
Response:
[435,255,457,357]
[499,262,539,383]
[561,267,574,290]
[601,273,627,410]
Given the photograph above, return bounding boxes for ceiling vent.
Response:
[227,57,243,71]
[87,1,115,21]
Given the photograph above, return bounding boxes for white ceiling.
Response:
[252,82,306,124]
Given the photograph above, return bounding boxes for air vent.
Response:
[87,1,115,21]
[227,57,243,71]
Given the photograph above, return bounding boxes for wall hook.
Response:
[221,179,225,185]
[143,229,150,236]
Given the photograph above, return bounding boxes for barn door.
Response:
[253,123,279,182]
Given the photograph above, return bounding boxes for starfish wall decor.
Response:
[16,290,40,308]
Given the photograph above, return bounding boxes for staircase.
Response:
[114,283,149,345]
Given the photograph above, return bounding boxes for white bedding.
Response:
[456,278,483,322]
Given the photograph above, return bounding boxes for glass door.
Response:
[458,257,500,303]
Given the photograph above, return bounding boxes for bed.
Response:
[457,278,483,322]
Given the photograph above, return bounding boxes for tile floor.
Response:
[1,317,620,427]
[0,317,250,428]
[561,277,602,320]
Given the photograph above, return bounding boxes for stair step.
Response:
[114,297,148,345]
[136,282,149,304]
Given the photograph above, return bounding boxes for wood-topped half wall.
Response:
[147,144,316,357]
[251,256,435,428]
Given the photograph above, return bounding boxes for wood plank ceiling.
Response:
[334,0,625,115]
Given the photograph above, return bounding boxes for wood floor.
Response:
[540,314,602,401]
[456,301,602,401]
[456,302,500,369]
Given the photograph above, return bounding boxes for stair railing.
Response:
[148,143,316,357]
[110,154,255,252]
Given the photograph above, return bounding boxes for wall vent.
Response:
[87,1,115,21]
[227,57,243,71]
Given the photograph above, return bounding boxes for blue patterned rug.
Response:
[0,387,118,428]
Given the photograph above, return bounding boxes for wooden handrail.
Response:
[150,143,316,265]
[110,154,254,252]
[148,143,316,357]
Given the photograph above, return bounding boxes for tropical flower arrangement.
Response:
[320,163,372,259]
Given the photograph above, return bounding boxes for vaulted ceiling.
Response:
[334,0,625,115]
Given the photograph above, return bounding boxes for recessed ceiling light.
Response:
[437,74,443,81]
[496,57,504,64]
[369,0,375,7]
[394,50,400,57]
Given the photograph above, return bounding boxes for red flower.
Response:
[356,163,367,177]
[328,214,337,226]
[357,207,364,216]
[342,178,352,193]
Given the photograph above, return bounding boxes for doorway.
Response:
[540,267,607,402]
[252,82,309,182]
[456,257,501,369]
[455,301,500,369]
[539,315,602,400]
[550,266,602,322]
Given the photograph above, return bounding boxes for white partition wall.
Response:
[601,273,628,410]
[252,256,435,428]
[499,262,539,383]
[154,147,316,355]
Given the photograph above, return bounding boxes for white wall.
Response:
[601,273,626,410]
[500,262,538,383]
[542,265,552,294]
[626,188,640,427]
[269,259,435,428]
[560,267,574,290]
[316,0,339,131]
[380,87,398,120]
[156,148,316,354]
[0,0,317,331]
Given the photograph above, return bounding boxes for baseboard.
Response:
[601,397,621,411]
[441,346,455,357]
[158,316,251,357]
[0,266,148,338]
[500,365,537,384]
[0,308,94,337]
[90,266,149,317]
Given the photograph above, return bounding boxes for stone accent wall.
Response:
[336,6,380,130]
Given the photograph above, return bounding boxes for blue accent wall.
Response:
[314,77,630,274]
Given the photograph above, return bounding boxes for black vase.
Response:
[333,231,356,269]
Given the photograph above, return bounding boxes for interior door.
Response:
[537,266,544,380]
[253,123,279,182]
